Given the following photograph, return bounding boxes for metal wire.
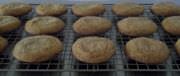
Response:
[0,4,179,72]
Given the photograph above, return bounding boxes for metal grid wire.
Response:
[0,4,179,73]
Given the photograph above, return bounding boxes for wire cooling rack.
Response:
[0,4,179,76]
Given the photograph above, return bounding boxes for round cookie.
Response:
[72,3,105,16]
[0,2,32,16]
[25,16,65,35]
[0,36,7,53]
[112,2,144,16]
[175,39,180,56]
[162,16,180,35]
[151,2,179,16]
[72,36,115,64]
[36,4,67,16]
[73,16,112,35]
[125,37,170,64]
[0,16,21,33]
[13,35,63,63]
[117,17,157,36]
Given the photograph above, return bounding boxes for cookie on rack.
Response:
[36,4,67,16]
[112,2,144,16]
[117,17,157,36]
[0,16,21,33]
[73,16,112,35]
[0,2,32,16]
[125,37,170,64]
[25,16,64,35]
[72,3,105,16]
[0,36,7,53]
[72,36,115,63]
[162,16,180,35]
[13,35,63,63]
[175,39,180,56]
[151,2,179,16]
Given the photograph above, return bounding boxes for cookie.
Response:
[0,36,8,53]
[0,16,21,33]
[117,17,157,36]
[125,37,170,64]
[0,2,32,16]
[25,16,65,35]
[72,36,115,63]
[162,16,180,35]
[13,35,63,63]
[36,4,67,16]
[72,3,105,16]
[175,39,180,56]
[73,16,112,35]
[151,2,179,16]
[112,2,144,16]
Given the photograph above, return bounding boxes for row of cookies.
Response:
[0,34,179,64]
[1,15,180,36]
[0,2,180,17]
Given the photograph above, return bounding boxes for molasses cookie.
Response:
[125,37,170,64]
[73,16,112,35]
[0,2,32,16]
[25,16,64,35]
[117,17,157,36]
[13,35,63,63]
[0,16,21,33]
[72,36,115,63]
[72,3,105,16]
[112,2,144,16]
[162,16,180,35]
[36,4,67,16]
[151,2,179,16]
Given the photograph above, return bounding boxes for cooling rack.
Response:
[0,4,179,76]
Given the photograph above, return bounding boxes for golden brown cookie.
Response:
[25,16,65,35]
[73,16,112,35]
[0,2,32,16]
[72,3,105,16]
[125,37,170,64]
[112,2,144,16]
[13,35,63,63]
[117,17,157,36]
[175,39,180,56]
[0,36,7,53]
[151,2,179,16]
[162,16,180,35]
[0,16,21,33]
[72,36,115,63]
[36,4,67,16]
